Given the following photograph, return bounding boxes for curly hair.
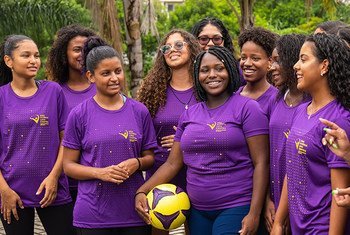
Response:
[307,33,350,109]
[316,20,347,34]
[336,26,350,46]
[238,27,278,57]
[191,17,235,55]
[0,35,33,86]
[46,24,96,84]
[276,34,306,98]
[193,46,240,101]
[137,29,201,117]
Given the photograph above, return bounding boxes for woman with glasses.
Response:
[136,46,269,235]
[238,27,279,119]
[137,29,201,235]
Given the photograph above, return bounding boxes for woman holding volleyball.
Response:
[135,46,269,235]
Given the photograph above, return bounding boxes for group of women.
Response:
[0,17,350,235]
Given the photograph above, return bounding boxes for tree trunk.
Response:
[238,0,255,30]
[123,0,143,98]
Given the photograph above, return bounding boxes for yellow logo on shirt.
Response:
[30,114,49,126]
[207,122,226,132]
[295,139,307,155]
[119,130,137,142]
[283,129,290,139]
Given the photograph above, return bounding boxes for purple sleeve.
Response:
[324,118,350,169]
[57,88,69,131]
[62,108,82,150]
[241,99,269,138]
[174,110,188,142]
[141,109,157,151]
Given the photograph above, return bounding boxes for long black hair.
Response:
[193,46,240,101]
[0,35,33,86]
[307,33,350,109]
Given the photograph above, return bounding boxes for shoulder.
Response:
[126,97,151,115]
[37,80,63,93]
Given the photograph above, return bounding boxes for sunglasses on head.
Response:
[197,35,224,46]
[160,41,187,55]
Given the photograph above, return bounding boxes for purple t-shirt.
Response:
[0,81,71,207]
[63,97,157,228]
[61,83,96,112]
[61,83,96,189]
[238,85,278,119]
[147,86,197,190]
[286,100,350,234]
[269,95,309,209]
[174,93,269,210]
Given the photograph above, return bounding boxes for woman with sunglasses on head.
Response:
[0,35,74,234]
[62,36,157,235]
[137,29,201,235]
[238,27,279,120]
[136,46,269,235]
[46,24,96,202]
[271,33,350,235]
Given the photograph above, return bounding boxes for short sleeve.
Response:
[174,110,189,142]
[57,88,69,131]
[141,108,157,151]
[62,108,82,150]
[241,99,269,138]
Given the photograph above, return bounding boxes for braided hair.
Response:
[191,17,235,54]
[193,46,240,102]
[46,24,96,83]
[307,33,350,109]
[0,35,33,86]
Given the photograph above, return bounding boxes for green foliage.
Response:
[0,0,91,79]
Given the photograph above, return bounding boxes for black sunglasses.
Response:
[159,41,187,55]
[197,35,224,46]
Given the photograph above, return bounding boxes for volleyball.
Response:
[146,184,190,231]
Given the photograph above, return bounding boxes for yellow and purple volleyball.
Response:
[146,184,190,231]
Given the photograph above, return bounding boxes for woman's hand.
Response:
[239,212,259,235]
[96,165,129,184]
[1,187,24,224]
[37,174,59,208]
[264,197,275,232]
[270,222,283,235]
[117,158,139,176]
[135,192,151,225]
[161,126,177,151]
[333,187,350,208]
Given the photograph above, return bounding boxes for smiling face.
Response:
[4,39,41,80]
[240,41,270,83]
[87,57,124,97]
[270,48,285,89]
[293,41,327,93]
[163,33,190,69]
[198,53,230,99]
[67,35,87,72]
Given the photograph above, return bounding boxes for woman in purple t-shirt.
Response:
[238,27,279,119]
[62,36,157,235]
[271,34,350,235]
[46,24,97,202]
[0,35,74,234]
[136,46,269,235]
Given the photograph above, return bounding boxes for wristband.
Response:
[134,191,147,199]
[136,158,141,170]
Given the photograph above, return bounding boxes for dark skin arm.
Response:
[239,134,269,235]
[135,141,183,224]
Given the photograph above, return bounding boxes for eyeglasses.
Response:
[160,41,187,55]
[197,35,224,46]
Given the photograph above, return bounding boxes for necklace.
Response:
[170,87,194,110]
[284,89,303,107]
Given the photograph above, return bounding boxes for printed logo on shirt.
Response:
[119,130,138,142]
[295,139,308,155]
[207,122,226,132]
[30,114,49,126]
[283,129,290,139]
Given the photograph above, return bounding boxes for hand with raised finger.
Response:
[135,192,151,225]
[37,174,58,208]
[97,165,129,184]
[320,118,350,161]
[117,158,139,176]
[333,187,350,208]
[264,198,275,232]
[1,187,24,224]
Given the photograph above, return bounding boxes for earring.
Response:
[321,72,324,76]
